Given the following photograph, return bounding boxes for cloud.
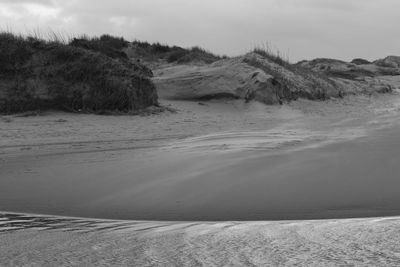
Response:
[0,0,55,4]
[0,0,399,61]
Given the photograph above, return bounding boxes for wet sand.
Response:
[1,125,400,220]
[1,92,400,220]
[2,96,400,220]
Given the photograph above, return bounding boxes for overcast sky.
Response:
[1,0,399,62]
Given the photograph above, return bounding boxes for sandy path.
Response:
[1,213,400,266]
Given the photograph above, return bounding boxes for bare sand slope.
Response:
[1,213,400,266]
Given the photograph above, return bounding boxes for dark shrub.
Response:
[99,34,129,49]
[152,42,171,53]
[0,33,33,75]
[167,48,188,63]
[135,41,151,49]
[351,58,371,65]
[130,41,223,64]
[70,35,129,59]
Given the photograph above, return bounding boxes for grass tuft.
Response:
[252,44,291,67]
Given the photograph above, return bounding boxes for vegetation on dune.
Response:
[70,34,129,60]
[1,30,396,113]
[128,40,225,64]
[0,30,224,114]
[351,58,371,65]
[252,46,291,67]
[0,32,158,114]
[69,35,225,65]
[248,47,339,101]
[66,34,225,64]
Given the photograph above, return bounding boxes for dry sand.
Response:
[2,92,399,158]
[1,213,400,266]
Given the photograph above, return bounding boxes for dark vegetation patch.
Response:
[0,32,158,114]
[69,35,153,76]
[197,92,239,100]
[351,58,371,65]
[302,58,348,65]
[70,34,129,59]
[128,41,225,64]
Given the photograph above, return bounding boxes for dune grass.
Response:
[252,44,291,67]
[70,34,129,59]
[0,31,158,114]
[246,45,340,101]
[129,40,225,64]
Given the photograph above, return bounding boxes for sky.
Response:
[0,0,399,62]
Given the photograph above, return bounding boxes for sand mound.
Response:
[374,56,400,68]
[154,53,396,105]
[153,56,289,104]
[154,54,333,104]
[297,57,400,79]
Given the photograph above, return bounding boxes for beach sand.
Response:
[2,92,400,264]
